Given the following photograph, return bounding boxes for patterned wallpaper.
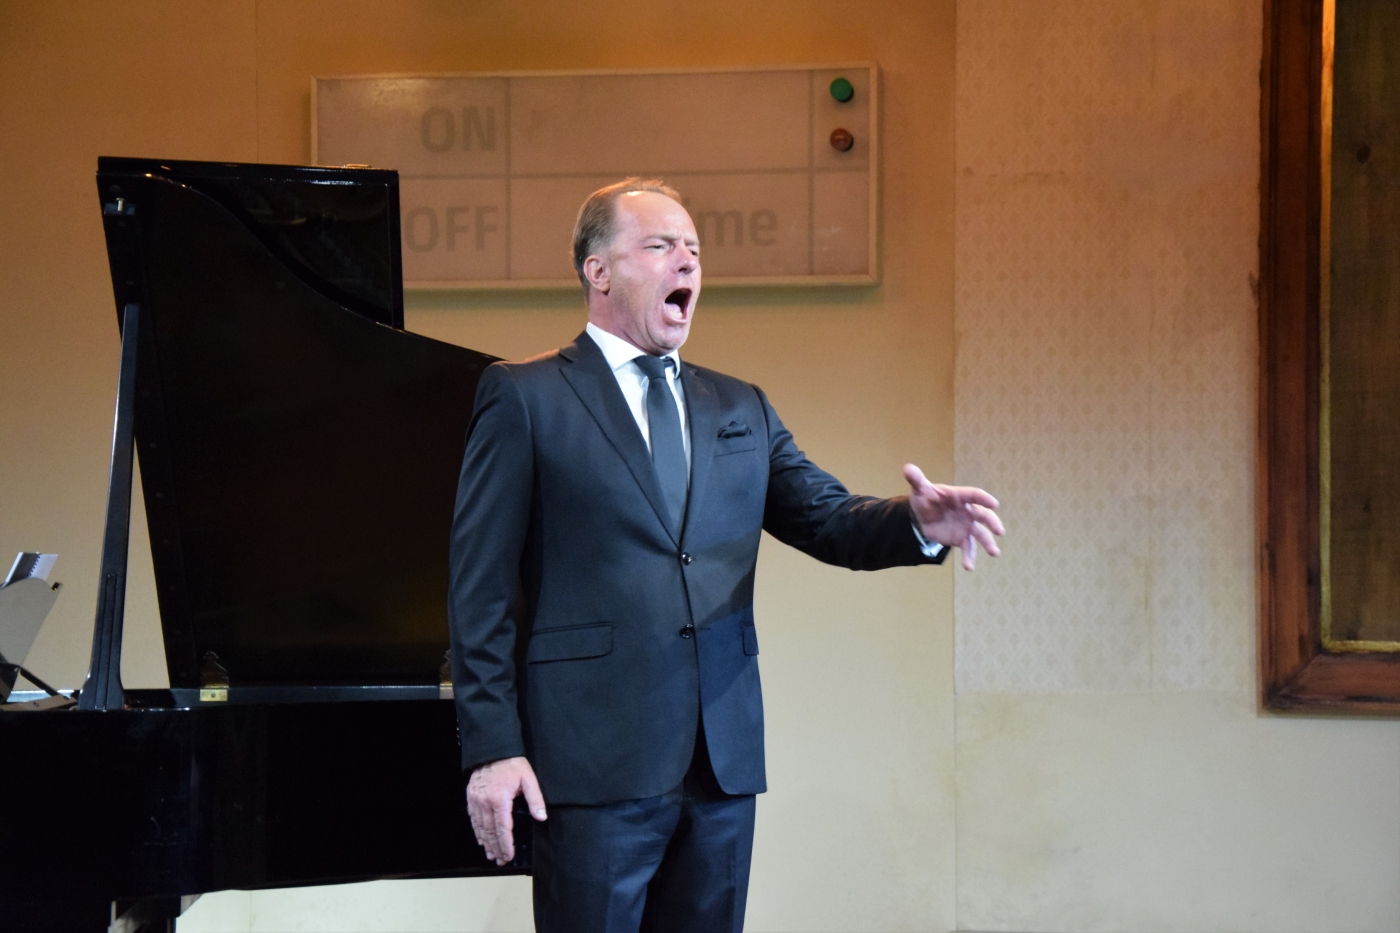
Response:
[953,0,1260,694]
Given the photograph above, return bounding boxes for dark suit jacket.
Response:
[448,331,942,806]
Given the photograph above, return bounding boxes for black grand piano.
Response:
[1,158,528,932]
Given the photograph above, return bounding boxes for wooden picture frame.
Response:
[1259,0,1400,711]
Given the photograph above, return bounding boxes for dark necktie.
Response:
[633,355,688,531]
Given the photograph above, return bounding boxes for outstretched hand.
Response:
[466,756,547,865]
[904,463,1004,570]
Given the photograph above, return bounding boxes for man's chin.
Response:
[658,327,690,352]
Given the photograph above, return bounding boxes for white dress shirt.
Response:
[585,322,691,471]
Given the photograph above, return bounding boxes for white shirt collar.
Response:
[586,322,681,375]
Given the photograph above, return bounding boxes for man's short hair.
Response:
[571,178,682,291]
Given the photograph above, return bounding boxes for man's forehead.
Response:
[616,191,696,239]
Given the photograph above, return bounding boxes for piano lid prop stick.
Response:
[78,302,140,711]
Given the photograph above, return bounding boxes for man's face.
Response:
[587,190,701,355]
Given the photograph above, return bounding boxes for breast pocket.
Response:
[716,434,758,456]
[527,623,614,663]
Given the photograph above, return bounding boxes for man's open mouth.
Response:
[664,288,692,318]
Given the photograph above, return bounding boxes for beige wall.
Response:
[2,2,1398,932]
[0,2,955,932]
[954,3,1400,932]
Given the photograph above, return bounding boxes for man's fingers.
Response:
[950,516,1001,571]
[905,469,1002,530]
[967,503,1006,537]
[904,464,949,506]
[493,799,515,864]
[969,520,1001,557]
[473,800,499,859]
[465,757,543,863]
[954,486,1000,510]
[468,790,505,860]
[466,792,487,847]
[902,463,932,491]
[521,770,548,822]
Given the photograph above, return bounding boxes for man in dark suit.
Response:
[449,179,1002,932]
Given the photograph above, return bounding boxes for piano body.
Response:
[0,158,527,932]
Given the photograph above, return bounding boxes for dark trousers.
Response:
[532,727,756,933]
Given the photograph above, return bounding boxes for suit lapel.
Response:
[679,362,719,545]
[559,332,679,545]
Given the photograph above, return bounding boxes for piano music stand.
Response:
[0,573,63,703]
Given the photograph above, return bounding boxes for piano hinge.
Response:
[199,650,229,702]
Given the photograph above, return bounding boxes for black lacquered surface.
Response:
[97,159,494,688]
[0,700,529,927]
[100,157,404,327]
[0,160,522,929]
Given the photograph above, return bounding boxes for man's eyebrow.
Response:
[641,231,699,247]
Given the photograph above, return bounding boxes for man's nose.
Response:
[674,248,697,275]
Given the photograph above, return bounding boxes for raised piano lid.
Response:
[96,158,496,700]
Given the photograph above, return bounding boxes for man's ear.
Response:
[583,254,609,294]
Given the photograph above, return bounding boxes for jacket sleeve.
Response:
[755,385,946,570]
[449,362,534,774]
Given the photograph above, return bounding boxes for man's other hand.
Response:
[466,756,547,865]
[903,463,1005,571]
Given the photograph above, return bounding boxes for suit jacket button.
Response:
[679,624,694,638]
[680,552,693,565]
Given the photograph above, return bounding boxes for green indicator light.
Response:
[829,77,855,103]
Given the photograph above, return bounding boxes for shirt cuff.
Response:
[911,522,947,561]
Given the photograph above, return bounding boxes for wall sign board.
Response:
[313,66,877,288]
